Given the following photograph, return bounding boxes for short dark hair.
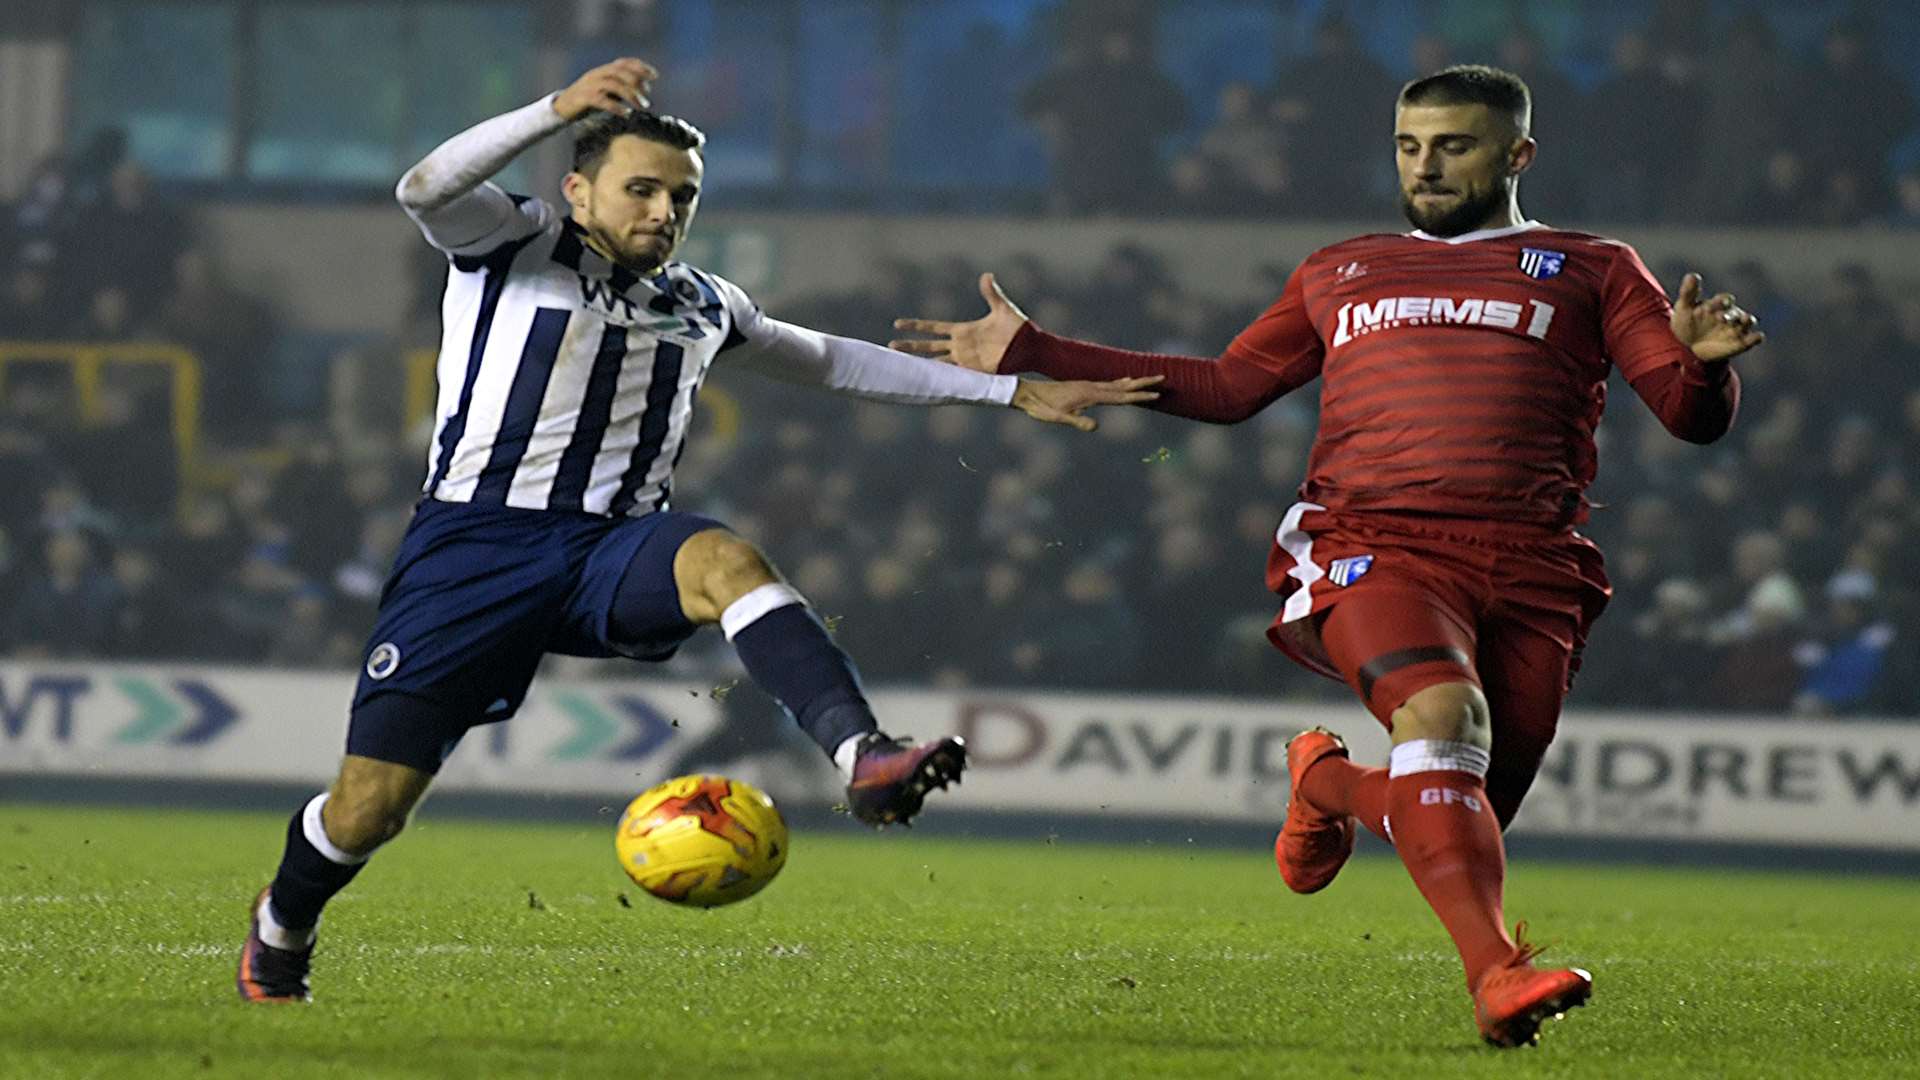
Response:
[1398,64,1532,138]
[570,110,707,177]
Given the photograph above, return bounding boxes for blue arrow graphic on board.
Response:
[171,681,239,744]
[607,696,677,760]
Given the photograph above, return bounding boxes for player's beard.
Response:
[1399,180,1510,237]
[584,214,673,275]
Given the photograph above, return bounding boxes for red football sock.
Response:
[1386,763,1516,989]
[1298,756,1391,842]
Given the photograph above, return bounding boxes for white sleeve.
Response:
[716,279,1017,407]
[395,93,567,257]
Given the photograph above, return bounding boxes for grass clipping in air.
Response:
[2,804,1917,1078]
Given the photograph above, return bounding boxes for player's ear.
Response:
[561,170,590,214]
[1507,137,1537,177]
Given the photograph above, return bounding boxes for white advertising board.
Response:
[3,663,1916,850]
[0,661,832,806]
[876,690,1920,850]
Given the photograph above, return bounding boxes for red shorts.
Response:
[1264,502,1612,732]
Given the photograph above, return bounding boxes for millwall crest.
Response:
[1519,248,1566,279]
[1328,555,1374,586]
[366,642,402,680]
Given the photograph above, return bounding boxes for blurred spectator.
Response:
[1022,25,1186,214]
[1173,82,1290,215]
[1690,15,1794,222]
[155,247,277,445]
[1793,571,1903,715]
[6,528,121,658]
[1585,27,1690,221]
[1268,17,1394,218]
[265,432,358,581]
[66,161,186,308]
[1587,576,1714,708]
[1078,245,1178,350]
[78,285,139,340]
[1708,573,1807,711]
[949,562,1043,687]
[61,128,132,213]
[2,249,66,338]
[72,381,177,527]
[108,545,194,659]
[1795,17,1915,220]
[1711,530,1806,643]
[1896,167,1920,226]
[1407,33,1452,79]
[1793,266,1904,423]
[264,585,360,669]
[1754,147,1814,222]
[212,521,311,662]
[1722,259,1798,341]
[8,155,72,268]
[831,555,931,682]
[1493,23,1586,220]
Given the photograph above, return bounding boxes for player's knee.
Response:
[1390,681,1491,749]
[323,763,425,855]
[674,529,779,623]
[321,790,411,856]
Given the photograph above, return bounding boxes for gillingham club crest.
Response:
[1518,248,1566,279]
[1327,555,1374,586]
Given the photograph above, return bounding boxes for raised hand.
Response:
[553,58,658,122]
[1011,377,1163,432]
[1670,272,1764,363]
[891,273,1030,375]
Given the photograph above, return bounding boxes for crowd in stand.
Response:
[1,0,1915,716]
[2,150,1912,716]
[1026,6,1919,226]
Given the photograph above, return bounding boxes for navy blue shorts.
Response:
[346,498,723,772]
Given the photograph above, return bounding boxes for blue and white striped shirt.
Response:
[410,193,1015,518]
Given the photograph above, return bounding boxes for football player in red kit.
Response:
[891,65,1764,1047]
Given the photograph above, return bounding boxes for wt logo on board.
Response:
[0,673,239,745]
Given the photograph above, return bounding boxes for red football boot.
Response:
[1275,727,1356,894]
[236,887,313,1003]
[1472,927,1592,1048]
[846,733,966,827]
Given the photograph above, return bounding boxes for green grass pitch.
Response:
[3,803,1917,1079]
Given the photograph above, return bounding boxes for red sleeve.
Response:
[1625,358,1740,444]
[1000,268,1323,424]
[1603,243,1741,443]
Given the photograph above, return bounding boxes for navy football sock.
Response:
[266,794,367,939]
[724,585,879,759]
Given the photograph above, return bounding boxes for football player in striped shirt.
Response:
[237,58,1159,1003]
[893,65,1765,1046]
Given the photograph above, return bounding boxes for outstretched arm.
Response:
[730,315,1023,406]
[395,59,655,254]
[717,278,1158,431]
[998,325,1310,424]
[892,272,1322,425]
[726,304,1161,432]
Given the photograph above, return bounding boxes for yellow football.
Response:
[614,775,788,908]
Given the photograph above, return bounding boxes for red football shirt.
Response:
[1001,222,1739,527]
